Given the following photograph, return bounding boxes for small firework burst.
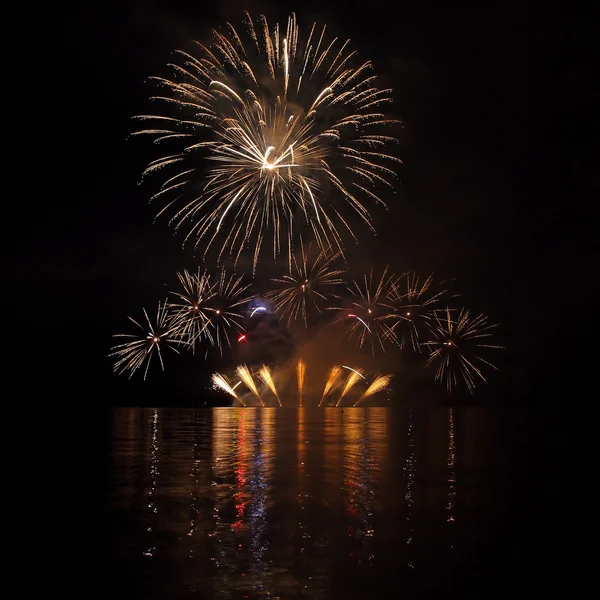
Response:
[203,268,253,355]
[331,266,398,353]
[387,271,448,351]
[423,307,502,393]
[168,268,214,348]
[109,300,187,380]
[266,242,345,328]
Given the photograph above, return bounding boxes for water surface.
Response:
[107,407,523,599]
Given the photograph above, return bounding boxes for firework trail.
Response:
[296,358,306,407]
[331,266,398,353]
[212,373,245,406]
[336,368,364,406]
[109,300,186,380]
[387,271,448,351]
[258,365,282,406]
[203,268,253,355]
[423,307,502,393]
[236,364,264,405]
[319,365,343,406]
[168,267,214,348]
[354,374,392,405]
[134,12,400,269]
[266,241,345,328]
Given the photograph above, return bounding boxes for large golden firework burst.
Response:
[134,12,400,269]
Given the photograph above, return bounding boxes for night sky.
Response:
[23,1,587,406]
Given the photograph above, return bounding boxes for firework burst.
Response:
[203,268,253,355]
[266,242,344,328]
[168,268,213,348]
[134,12,400,269]
[109,301,186,380]
[211,372,244,405]
[423,307,502,393]
[387,271,448,351]
[331,266,398,353]
[355,374,392,406]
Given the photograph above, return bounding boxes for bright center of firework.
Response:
[265,163,274,170]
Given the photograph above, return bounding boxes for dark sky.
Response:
[22,1,587,405]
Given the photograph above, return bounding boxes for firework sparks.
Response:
[319,365,343,406]
[236,364,264,405]
[336,368,364,406]
[267,242,345,327]
[387,271,448,351]
[423,307,502,393]
[168,267,214,348]
[134,12,400,269]
[354,374,392,405]
[212,373,245,406]
[109,301,186,380]
[258,365,282,406]
[331,266,398,353]
[296,358,306,407]
[203,268,253,354]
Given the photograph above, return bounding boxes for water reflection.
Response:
[343,409,387,565]
[144,409,159,557]
[108,407,506,599]
[404,408,417,570]
[447,408,457,525]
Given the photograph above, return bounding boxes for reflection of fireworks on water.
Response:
[387,271,448,351]
[168,268,213,348]
[134,12,399,268]
[266,243,344,328]
[423,307,502,393]
[332,266,398,354]
[109,301,186,379]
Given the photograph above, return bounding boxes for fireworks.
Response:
[319,365,343,406]
[423,307,502,393]
[134,12,400,268]
[202,268,253,355]
[267,243,345,328]
[212,373,244,406]
[331,266,398,353]
[355,374,392,406]
[387,271,448,351]
[258,365,282,406]
[109,14,504,399]
[109,301,186,380]
[212,362,390,406]
[168,266,252,355]
[336,368,365,406]
[236,364,264,406]
[168,268,213,348]
[296,358,306,407]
